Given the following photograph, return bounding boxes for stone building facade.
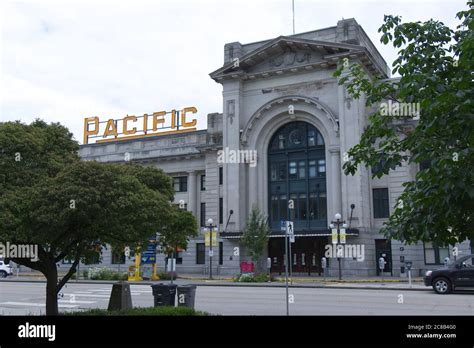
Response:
[77,18,471,278]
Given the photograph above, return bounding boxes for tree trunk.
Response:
[45,265,59,316]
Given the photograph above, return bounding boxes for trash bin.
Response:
[151,283,177,307]
[176,285,197,308]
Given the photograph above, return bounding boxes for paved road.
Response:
[0,282,472,315]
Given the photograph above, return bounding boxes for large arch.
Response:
[245,97,342,223]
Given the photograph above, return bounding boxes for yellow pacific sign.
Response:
[83,106,198,144]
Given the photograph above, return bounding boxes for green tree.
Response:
[0,120,194,315]
[158,204,199,264]
[334,3,473,246]
[241,206,269,269]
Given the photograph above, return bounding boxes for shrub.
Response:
[157,271,172,280]
[87,267,127,280]
[64,306,209,316]
[232,272,272,283]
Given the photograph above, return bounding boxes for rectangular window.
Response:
[200,203,206,227]
[196,243,205,264]
[173,176,187,192]
[112,248,125,264]
[200,175,206,191]
[62,257,73,264]
[172,250,183,265]
[373,188,389,218]
[219,167,223,185]
[424,242,449,265]
[219,242,223,265]
[219,198,223,225]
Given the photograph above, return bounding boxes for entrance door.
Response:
[375,239,393,276]
[268,237,327,275]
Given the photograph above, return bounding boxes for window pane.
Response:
[308,130,316,146]
[318,193,327,220]
[279,195,287,221]
[309,160,316,178]
[278,134,286,149]
[278,162,286,180]
[318,159,326,176]
[309,193,317,220]
[298,194,307,220]
[439,247,449,261]
[298,161,306,178]
[317,133,324,145]
[270,163,278,181]
[425,246,436,264]
[290,193,298,219]
[289,162,297,179]
[271,195,279,221]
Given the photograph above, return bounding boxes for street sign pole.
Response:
[284,221,289,316]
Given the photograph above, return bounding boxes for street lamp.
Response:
[330,213,347,280]
[207,218,215,280]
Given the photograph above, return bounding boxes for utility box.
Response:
[107,281,133,311]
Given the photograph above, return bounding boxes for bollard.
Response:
[107,281,133,311]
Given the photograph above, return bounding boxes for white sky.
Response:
[0,0,467,144]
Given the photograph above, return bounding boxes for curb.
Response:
[0,278,428,291]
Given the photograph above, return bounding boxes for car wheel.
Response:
[0,271,7,278]
[433,277,451,294]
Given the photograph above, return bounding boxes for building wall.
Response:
[63,18,471,278]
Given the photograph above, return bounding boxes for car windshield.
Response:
[456,255,474,268]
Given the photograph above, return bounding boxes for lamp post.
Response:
[330,213,348,281]
[207,218,215,280]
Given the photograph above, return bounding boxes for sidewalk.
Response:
[2,272,427,291]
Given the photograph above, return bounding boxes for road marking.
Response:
[0,302,79,308]
[58,300,96,304]
[63,294,110,298]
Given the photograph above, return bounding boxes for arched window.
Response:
[268,122,327,231]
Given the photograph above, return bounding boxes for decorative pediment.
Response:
[210,36,386,81]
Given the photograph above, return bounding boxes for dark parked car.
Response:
[424,254,474,294]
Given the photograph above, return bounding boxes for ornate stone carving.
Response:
[269,49,311,68]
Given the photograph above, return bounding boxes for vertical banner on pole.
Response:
[331,228,338,244]
[339,229,346,244]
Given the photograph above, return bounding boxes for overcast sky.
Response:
[0,0,467,144]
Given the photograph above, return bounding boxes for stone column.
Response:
[188,171,197,216]
[329,148,342,218]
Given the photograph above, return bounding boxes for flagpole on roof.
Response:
[292,0,295,34]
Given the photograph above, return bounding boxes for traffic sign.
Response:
[286,221,294,235]
[280,220,286,231]
[141,255,156,264]
[289,235,295,243]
